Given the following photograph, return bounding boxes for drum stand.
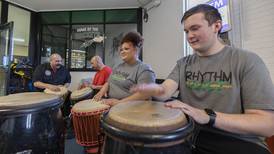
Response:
[84,132,104,154]
[74,114,105,154]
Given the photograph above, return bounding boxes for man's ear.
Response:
[214,20,222,33]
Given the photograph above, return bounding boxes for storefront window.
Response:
[105,9,137,23]
[41,12,70,24]
[41,25,69,65]
[104,24,137,67]
[72,10,104,24]
[40,9,140,71]
[8,5,30,57]
[71,24,104,69]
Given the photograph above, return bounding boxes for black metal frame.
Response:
[0,21,14,95]
[1,1,38,67]
[1,0,9,24]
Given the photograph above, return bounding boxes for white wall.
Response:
[143,0,184,79]
[8,5,30,56]
[241,0,274,82]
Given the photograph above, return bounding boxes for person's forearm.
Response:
[214,110,274,137]
[152,82,178,101]
[34,81,52,89]
[92,85,103,89]
[132,79,179,101]
[152,85,172,101]
[99,83,109,95]
[166,101,274,137]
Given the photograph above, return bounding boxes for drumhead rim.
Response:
[100,111,194,143]
[72,99,109,112]
[0,93,62,115]
[70,87,93,100]
[70,92,92,101]
[105,100,188,133]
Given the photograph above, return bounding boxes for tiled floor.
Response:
[64,127,85,154]
[65,138,84,154]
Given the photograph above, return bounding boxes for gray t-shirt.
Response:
[168,45,274,147]
[108,60,155,99]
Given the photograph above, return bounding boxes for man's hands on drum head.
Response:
[165,100,210,125]
[93,91,108,101]
[48,85,61,92]
[91,84,96,89]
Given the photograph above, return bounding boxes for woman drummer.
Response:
[93,31,155,106]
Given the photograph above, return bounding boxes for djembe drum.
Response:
[70,87,93,105]
[100,100,194,154]
[44,86,68,101]
[72,99,110,154]
[0,92,64,153]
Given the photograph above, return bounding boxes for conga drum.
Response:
[70,87,93,105]
[44,86,68,101]
[44,87,70,117]
[72,99,110,154]
[100,100,194,154]
[0,92,64,153]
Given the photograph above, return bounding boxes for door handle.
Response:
[2,56,9,66]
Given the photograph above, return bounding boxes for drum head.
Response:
[70,87,92,100]
[106,101,187,133]
[72,99,109,113]
[44,86,68,96]
[0,92,61,114]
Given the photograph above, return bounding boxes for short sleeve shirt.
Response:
[167,46,274,146]
[92,66,112,86]
[108,60,156,99]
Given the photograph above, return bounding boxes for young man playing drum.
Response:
[132,4,274,154]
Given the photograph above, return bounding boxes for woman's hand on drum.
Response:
[103,98,119,107]
[165,100,210,125]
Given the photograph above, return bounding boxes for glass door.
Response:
[0,22,14,96]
